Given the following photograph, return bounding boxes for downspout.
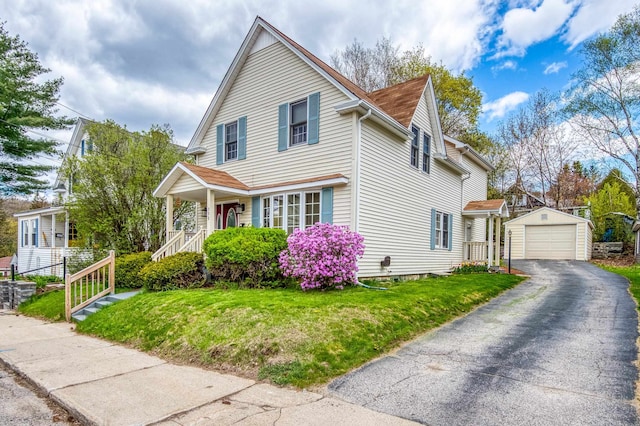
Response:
[356,109,387,290]
[355,108,372,234]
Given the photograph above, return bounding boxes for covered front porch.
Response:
[152,162,347,260]
[462,199,510,269]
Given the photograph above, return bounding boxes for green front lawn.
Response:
[20,274,524,387]
[599,264,640,307]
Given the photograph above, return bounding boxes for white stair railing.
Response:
[151,230,185,262]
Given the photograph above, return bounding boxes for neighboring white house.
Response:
[153,17,508,277]
[13,118,89,277]
[504,207,593,261]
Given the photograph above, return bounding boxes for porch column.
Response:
[495,216,502,267]
[166,194,174,240]
[206,189,215,235]
[194,202,200,231]
[487,216,494,268]
[51,214,56,249]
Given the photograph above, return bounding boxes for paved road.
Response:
[329,260,639,425]
[0,362,76,425]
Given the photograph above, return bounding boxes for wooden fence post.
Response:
[65,272,71,322]
[109,250,115,295]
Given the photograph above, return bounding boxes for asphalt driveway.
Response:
[329,260,639,425]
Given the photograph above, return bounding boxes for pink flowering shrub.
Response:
[279,223,365,290]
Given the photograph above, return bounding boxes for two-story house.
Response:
[13,118,89,277]
[153,17,508,277]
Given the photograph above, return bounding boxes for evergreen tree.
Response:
[0,22,72,195]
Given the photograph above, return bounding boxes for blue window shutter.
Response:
[308,92,320,145]
[238,116,247,160]
[278,103,288,151]
[321,187,333,224]
[448,214,453,251]
[81,140,85,156]
[251,196,261,227]
[430,209,436,250]
[216,124,224,165]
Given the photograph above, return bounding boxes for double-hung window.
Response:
[21,221,29,247]
[411,125,420,168]
[31,219,38,247]
[290,99,308,146]
[432,210,450,250]
[423,133,431,173]
[225,122,238,161]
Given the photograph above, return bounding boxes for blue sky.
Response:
[0,0,638,187]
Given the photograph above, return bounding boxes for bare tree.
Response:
[564,6,640,217]
[330,37,398,92]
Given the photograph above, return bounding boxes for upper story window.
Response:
[423,133,431,173]
[410,125,420,168]
[278,92,320,151]
[216,116,246,165]
[225,121,238,161]
[290,99,308,146]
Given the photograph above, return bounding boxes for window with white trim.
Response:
[290,99,308,146]
[21,220,29,247]
[435,211,449,249]
[31,219,38,247]
[410,125,419,168]
[225,121,238,161]
[262,191,320,233]
[423,133,431,173]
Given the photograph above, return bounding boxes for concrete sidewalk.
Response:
[0,310,417,425]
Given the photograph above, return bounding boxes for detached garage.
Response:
[504,207,593,261]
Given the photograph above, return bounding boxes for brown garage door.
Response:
[525,224,576,260]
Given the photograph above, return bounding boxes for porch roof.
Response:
[13,205,66,218]
[462,199,509,218]
[154,162,348,199]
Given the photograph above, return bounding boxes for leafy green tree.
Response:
[564,6,640,217]
[584,181,635,242]
[0,22,72,195]
[597,169,635,200]
[60,120,187,253]
[0,204,17,257]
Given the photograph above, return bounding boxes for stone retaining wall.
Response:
[592,242,624,259]
[0,280,36,310]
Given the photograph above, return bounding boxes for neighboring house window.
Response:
[304,192,320,228]
[290,99,308,146]
[432,210,451,250]
[31,219,38,247]
[68,222,78,242]
[410,125,419,168]
[225,121,238,161]
[261,191,322,233]
[423,134,431,173]
[21,220,29,247]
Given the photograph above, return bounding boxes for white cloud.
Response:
[482,91,530,121]
[543,61,568,74]
[496,0,577,57]
[563,0,638,48]
[492,60,518,72]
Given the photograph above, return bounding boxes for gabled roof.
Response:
[443,135,494,172]
[181,163,249,190]
[54,117,91,187]
[0,256,12,270]
[368,75,430,128]
[505,206,593,228]
[463,199,509,218]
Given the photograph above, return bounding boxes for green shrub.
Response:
[203,227,288,288]
[115,252,152,288]
[139,252,206,291]
[22,275,62,289]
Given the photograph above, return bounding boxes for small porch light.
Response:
[200,207,208,218]
[236,203,246,214]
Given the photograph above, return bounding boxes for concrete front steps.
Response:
[71,290,140,322]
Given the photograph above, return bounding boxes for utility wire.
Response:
[55,102,93,120]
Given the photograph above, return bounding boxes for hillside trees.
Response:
[0,22,72,195]
[60,120,187,253]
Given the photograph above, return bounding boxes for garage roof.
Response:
[505,207,594,228]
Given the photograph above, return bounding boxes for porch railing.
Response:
[178,228,207,254]
[65,250,115,322]
[152,230,185,262]
[464,241,488,262]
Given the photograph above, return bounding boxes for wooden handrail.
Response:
[65,250,115,322]
[151,230,185,262]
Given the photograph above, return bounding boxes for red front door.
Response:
[216,203,238,230]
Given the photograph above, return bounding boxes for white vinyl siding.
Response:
[358,96,464,277]
[461,156,489,243]
[198,40,352,227]
[169,174,203,194]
